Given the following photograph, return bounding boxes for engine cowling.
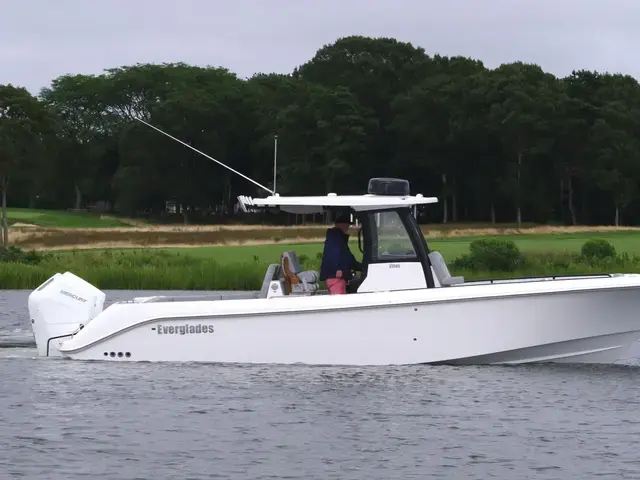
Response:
[28,272,106,356]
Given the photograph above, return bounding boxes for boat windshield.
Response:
[372,211,417,262]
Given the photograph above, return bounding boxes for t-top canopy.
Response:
[237,192,438,214]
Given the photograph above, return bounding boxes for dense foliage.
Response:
[3,35,640,226]
[452,238,631,274]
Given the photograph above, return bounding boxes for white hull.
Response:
[28,272,640,366]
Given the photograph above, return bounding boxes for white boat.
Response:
[28,176,640,366]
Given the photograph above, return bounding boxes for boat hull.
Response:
[50,277,640,365]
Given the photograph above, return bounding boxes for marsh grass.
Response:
[1,249,268,290]
[3,246,640,290]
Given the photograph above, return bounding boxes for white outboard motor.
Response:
[28,272,106,357]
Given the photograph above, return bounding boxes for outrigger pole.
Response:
[134,118,275,195]
[273,134,278,194]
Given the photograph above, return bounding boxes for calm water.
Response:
[2,290,640,479]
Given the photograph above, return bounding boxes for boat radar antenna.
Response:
[134,118,275,195]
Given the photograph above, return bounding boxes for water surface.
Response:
[2,289,640,479]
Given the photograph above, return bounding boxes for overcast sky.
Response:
[2,0,639,95]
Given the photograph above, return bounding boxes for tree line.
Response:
[2,35,640,227]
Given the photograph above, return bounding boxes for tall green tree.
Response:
[0,84,57,244]
[40,74,113,209]
[483,62,562,227]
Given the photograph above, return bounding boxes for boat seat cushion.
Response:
[428,251,464,286]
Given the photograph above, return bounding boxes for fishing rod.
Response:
[134,117,275,195]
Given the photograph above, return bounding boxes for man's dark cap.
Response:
[334,212,353,224]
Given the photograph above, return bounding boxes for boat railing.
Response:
[457,273,616,286]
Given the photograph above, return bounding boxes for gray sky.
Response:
[2,0,640,95]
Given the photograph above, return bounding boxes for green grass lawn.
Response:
[7,208,131,228]
[157,231,640,264]
[12,230,640,290]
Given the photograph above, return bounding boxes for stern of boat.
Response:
[28,272,106,357]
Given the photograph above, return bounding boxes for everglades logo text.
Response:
[156,324,215,335]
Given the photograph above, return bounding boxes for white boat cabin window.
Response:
[372,211,417,262]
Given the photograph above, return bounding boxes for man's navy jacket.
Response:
[319,227,362,281]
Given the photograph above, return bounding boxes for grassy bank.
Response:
[9,221,640,253]
[8,206,640,252]
[152,231,640,264]
[7,207,135,228]
[3,238,640,290]
[2,249,267,290]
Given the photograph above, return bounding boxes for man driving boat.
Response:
[319,212,362,294]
